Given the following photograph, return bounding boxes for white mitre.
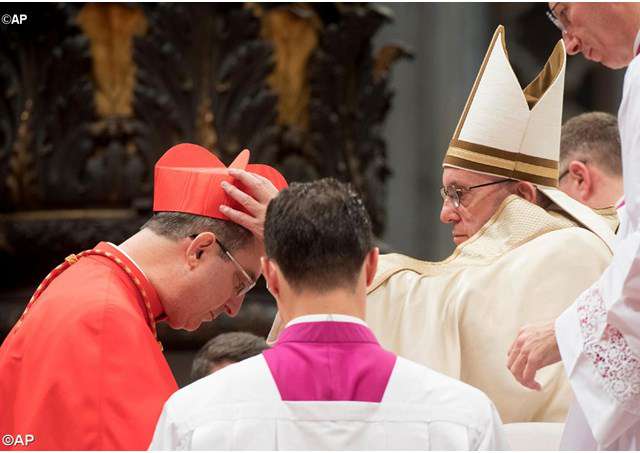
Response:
[444,25,614,251]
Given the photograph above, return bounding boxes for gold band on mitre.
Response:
[444,139,559,187]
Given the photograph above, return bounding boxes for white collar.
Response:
[285,313,367,328]
[107,242,149,279]
[634,30,640,56]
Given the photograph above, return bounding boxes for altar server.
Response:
[150,178,507,450]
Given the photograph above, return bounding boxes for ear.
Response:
[185,232,216,269]
[364,247,380,287]
[568,160,593,201]
[515,181,538,204]
[261,257,281,298]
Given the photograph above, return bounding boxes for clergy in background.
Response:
[150,178,507,450]
[271,26,615,424]
[557,112,623,214]
[0,144,287,450]
[190,331,269,381]
[509,3,640,449]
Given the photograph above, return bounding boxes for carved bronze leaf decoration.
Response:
[0,4,94,209]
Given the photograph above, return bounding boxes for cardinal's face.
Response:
[167,235,261,331]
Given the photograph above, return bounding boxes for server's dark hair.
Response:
[264,178,373,292]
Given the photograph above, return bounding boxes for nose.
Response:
[225,295,245,318]
[440,199,460,225]
[563,32,581,55]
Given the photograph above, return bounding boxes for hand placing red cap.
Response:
[219,168,280,243]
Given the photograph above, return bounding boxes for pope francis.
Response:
[270,26,615,424]
[365,26,616,423]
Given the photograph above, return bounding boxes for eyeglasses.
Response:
[546,3,567,35]
[440,179,514,209]
[189,234,256,297]
[215,238,256,297]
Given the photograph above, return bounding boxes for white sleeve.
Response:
[619,57,640,225]
[554,58,640,449]
[556,284,640,448]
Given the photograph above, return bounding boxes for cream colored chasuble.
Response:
[365,196,611,423]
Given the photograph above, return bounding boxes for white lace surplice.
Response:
[555,53,640,450]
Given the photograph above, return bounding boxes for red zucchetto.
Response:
[153,143,287,220]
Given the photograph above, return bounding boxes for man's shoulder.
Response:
[517,225,611,261]
[368,253,453,295]
[387,357,494,408]
[45,255,129,297]
[163,354,276,425]
[25,258,142,334]
[367,225,610,301]
[384,357,499,429]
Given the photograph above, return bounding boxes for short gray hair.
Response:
[142,212,253,252]
[560,112,621,177]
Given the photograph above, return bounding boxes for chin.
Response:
[182,323,201,332]
[165,318,181,330]
[452,235,467,246]
[166,318,198,331]
[600,54,631,70]
[603,61,628,70]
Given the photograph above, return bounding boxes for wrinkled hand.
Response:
[507,321,561,391]
[219,168,279,243]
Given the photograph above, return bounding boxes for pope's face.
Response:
[440,168,514,246]
[169,237,262,331]
[551,2,638,69]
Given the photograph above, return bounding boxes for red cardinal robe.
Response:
[0,242,177,450]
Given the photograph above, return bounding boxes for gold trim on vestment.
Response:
[593,205,618,216]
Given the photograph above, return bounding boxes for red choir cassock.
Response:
[0,144,286,450]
